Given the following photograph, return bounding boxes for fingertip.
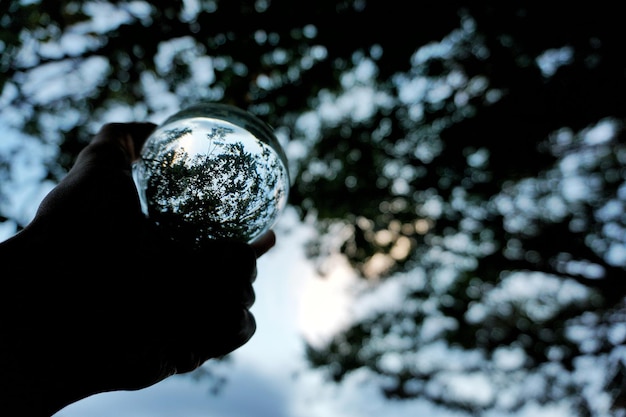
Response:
[93,122,157,162]
[126,122,158,159]
[250,230,276,258]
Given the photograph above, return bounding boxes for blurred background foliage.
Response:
[1,1,626,415]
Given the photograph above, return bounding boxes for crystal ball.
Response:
[132,103,290,245]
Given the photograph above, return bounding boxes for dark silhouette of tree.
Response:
[2,1,626,415]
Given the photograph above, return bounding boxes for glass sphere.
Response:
[132,103,290,246]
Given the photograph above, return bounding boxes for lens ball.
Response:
[132,103,290,245]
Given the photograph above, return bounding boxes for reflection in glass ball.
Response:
[132,103,290,245]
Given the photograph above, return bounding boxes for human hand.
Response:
[0,122,276,416]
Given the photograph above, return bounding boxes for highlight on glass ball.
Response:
[132,102,290,246]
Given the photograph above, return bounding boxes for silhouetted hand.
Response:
[0,122,276,417]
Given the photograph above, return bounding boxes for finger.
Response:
[161,308,257,374]
[191,308,257,363]
[250,229,276,258]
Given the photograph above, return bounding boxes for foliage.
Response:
[1,1,626,415]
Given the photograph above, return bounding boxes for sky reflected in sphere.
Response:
[133,104,290,245]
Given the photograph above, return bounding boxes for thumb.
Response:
[91,122,158,162]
